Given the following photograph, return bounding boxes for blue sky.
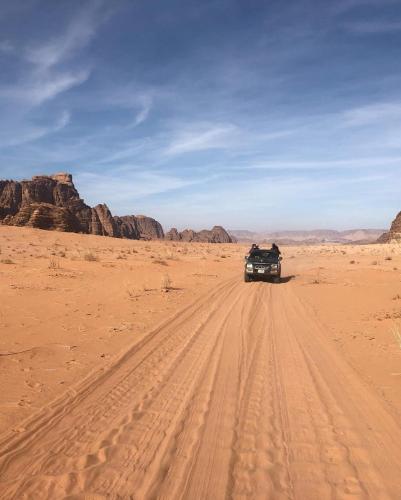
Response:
[1,0,401,230]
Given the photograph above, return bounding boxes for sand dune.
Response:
[1,227,401,498]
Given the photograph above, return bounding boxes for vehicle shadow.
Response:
[249,275,296,284]
[279,275,296,283]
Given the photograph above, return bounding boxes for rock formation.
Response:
[114,215,140,240]
[378,212,401,242]
[0,173,164,240]
[165,225,233,243]
[7,203,80,232]
[165,228,181,241]
[135,215,164,240]
[112,215,164,240]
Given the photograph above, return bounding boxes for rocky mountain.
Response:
[378,212,401,243]
[0,173,164,240]
[229,229,385,245]
[165,225,234,243]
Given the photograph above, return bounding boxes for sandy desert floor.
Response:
[1,226,401,498]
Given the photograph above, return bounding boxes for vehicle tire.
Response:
[274,276,280,284]
[244,272,251,282]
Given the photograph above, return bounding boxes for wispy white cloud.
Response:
[55,110,71,130]
[0,2,103,109]
[334,0,398,14]
[129,95,153,128]
[132,105,150,127]
[242,155,401,170]
[345,20,401,34]
[165,123,239,155]
[74,170,211,212]
[0,110,71,148]
[0,69,91,106]
[25,5,99,70]
[342,102,401,126]
[0,2,104,151]
[94,140,150,165]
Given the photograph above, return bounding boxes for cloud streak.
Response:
[345,20,401,34]
[342,102,401,126]
[0,110,71,148]
[165,124,239,155]
[0,69,91,106]
[25,4,99,70]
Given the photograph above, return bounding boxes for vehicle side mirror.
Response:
[244,255,248,261]
[279,256,283,261]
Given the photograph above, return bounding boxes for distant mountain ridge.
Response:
[165,226,234,243]
[229,229,385,245]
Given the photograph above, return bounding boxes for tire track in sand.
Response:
[0,279,238,498]
[1,275,401,498]
[268,283,401,499]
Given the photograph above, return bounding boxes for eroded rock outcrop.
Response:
[135,215,164,240]
[165,225,233,243]
[0,173,164,240]
[114,215,140,240]
[92,204,119,237]
[4,203,80,232]
[378,212,401,242]
[165,228,181,241]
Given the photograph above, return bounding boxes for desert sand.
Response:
[1,226,401,498]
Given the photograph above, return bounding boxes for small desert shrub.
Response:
[1,258,14,264]
[48,258,60,269]
[391,325,401,349]
[371,260,378,266]
[165,250,178,260]
[349,260,356,264]
[153,259,168,266]
[385,256,392,261]
[392,294,401,301]
[58,251,66,258]
[161,273,172,291]
[126,286,137,299]
[84,252,98,262]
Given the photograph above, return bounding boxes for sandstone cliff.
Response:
[378,212,401,242]
[165,225,233,243]
[113,215,164,240]
[0,173,164,240]
[135,215,164,240]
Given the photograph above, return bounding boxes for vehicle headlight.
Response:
[271,264,278,269]
[246,263,253,270]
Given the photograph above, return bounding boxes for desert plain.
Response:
[1,226,401,498]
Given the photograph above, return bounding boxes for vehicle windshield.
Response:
[249,250,278,261]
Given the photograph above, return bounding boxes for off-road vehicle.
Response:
[244,248,282,283]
